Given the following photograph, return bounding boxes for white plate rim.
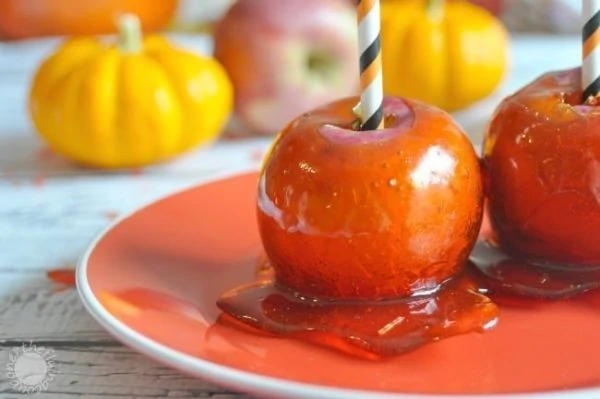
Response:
[75,168,600,399]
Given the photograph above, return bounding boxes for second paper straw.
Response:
[583,0,600,102]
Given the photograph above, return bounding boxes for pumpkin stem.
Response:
[426,0,445,20]
[118,14,142,53]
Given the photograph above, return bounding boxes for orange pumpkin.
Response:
[0,0,177,39]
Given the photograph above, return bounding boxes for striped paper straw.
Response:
[356,0,384,130]
[583,0,600,102]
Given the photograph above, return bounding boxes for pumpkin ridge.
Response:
[80,49,121,167]
[143,48,188,155]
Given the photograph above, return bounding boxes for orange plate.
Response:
[76,171,600,399]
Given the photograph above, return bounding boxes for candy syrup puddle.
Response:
[218,239,600,360]
[470,239,600,299]
[216,257,499,359]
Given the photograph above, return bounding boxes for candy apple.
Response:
[257,96,484,299]
[213,0,359,136]
[482,67,600,268]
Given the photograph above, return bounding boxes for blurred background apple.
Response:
[213,0,359,136]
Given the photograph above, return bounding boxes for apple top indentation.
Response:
[318,97,416,145]
[507,67,600,119]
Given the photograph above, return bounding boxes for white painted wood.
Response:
[0,134,271,273]
[0,280,252,398]
[0,33,582,398]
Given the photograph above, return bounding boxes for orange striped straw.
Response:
[583,0,600,102]
[356,0,384,130]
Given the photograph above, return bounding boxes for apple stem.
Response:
[427,0,445,20]
[352,103,363,119]
[352,103,365,131]
[118,14,142,53]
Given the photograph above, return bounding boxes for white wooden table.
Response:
[0,34,581,398]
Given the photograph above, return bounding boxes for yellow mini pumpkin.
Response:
[381,0,509,112]
[29,14,233,168]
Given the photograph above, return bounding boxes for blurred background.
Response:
[0,0,582,170]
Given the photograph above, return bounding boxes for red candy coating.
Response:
[483,67,600,268]
[257,96,484,299]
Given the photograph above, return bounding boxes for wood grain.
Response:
[0,345,251,398]
[1,277,106,342]
[0,279,254,398]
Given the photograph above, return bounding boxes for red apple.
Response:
[483,67,600,268]
[257,96,483,299]
[213,0,359,136]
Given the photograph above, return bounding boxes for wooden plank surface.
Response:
[0,278,252,398]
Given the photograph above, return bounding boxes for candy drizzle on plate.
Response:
[469,239,600,300]
[467,210,600,300]
[217,257,499,360]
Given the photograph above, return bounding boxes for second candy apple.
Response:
[213,0,359,136]
[483,67,600,267]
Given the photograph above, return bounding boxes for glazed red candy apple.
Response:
[483,67,600,267]
[218,95,497,358]
[257,96,484,299]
